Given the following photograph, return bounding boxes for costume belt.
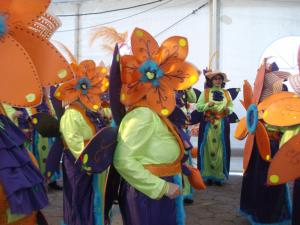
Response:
[144,162,181,177]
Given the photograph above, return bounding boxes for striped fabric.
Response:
[289,73,300,95]
[260,71,291,101]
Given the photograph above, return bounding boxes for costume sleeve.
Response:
[113,107,168,199]
[227,98,234,114]
[60,109,85,160]
[195,91,209,112]
[186,88,197,103]
[2,104,17,124]
[279,125,300,148]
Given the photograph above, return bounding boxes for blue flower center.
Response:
[76,77,91,95]
[0,15,7,38]
[246,104,258,134]
[139,60,163,87]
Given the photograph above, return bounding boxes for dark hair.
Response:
[204,75,226,88]
[282,83,288,92]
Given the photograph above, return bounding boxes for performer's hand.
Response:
[12,111,23,119]
[166,183,181,199]
[207,102,215,107]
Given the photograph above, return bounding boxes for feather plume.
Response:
[52,40,77,65]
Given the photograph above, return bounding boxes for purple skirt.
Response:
[62,150,94,225]
[118,176,185,225]
[0,115,48,214]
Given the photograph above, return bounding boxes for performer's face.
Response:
[212,75,223,87]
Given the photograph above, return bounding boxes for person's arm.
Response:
[60,109,88,159]
[186,88,197,103]
[113,107,169,199]
[195,91,210,112]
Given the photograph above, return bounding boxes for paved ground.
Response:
[43,175,250,225]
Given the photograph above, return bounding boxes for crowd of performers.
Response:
[1,1,300,225]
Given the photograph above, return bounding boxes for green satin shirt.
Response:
[60,108,94,159]
[113,107,180,199]
[195,87,233,113]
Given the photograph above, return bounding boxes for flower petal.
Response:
[243,80,253,110]
[0,34,42,107]
[267,133,300,185]
[77,60,96,79]
[120,82,151,106]
[54,80,80,104]
[160,36,188,62]
[255,121,271,162]
[0,0,50,26]
[131,28,159,62]
[234,117,248,140]
[243,133,254,172]
[263,97,300,127]
[10,26,74,86]
[160,61,199,90]
[120,55,141,84]
[146,82,175,116]
[79,94,102,111]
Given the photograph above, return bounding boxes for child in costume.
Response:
[54,60,110,225]
[112,28,201,225]
[195,70,234,185]
[235,59,292,225]
[0,0,74,223]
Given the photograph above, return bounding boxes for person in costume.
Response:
[0,0,74,223]
[168,87,198,204]
[112,28,202,225]
[28,89,62,190]
[54,60,110,225]
[195,70,233,185]
[235,59,292,225]
[264,46,300,225]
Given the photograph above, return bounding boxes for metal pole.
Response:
[209,0,220,70]
[74,3,81,61]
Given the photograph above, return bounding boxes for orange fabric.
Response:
[120,28,199,116]
[257,91,295,112]
[234,117,248,140]
[263,97,300,127]
[0,1,74,108]
[0,35,42,107]
[191,147,198,158]
[255,121,271,162]
[267,133,300,185]
[243,134,255,172]
[186,165,206,190]
[10,26,74,87]
[27,150,39,169]
[243,80,253,110]
[253,63,266,104]
[0,0,50,26]
[144,163,182,177]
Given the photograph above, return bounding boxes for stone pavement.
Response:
[43,175,250,225]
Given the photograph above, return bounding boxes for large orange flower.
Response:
[120,28,199,116]
[55,60,109,111]
[0,0,73,107]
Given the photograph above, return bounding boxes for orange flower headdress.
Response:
[119,28,199,116]
[0,0,74,107]
[54,60,109,111]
